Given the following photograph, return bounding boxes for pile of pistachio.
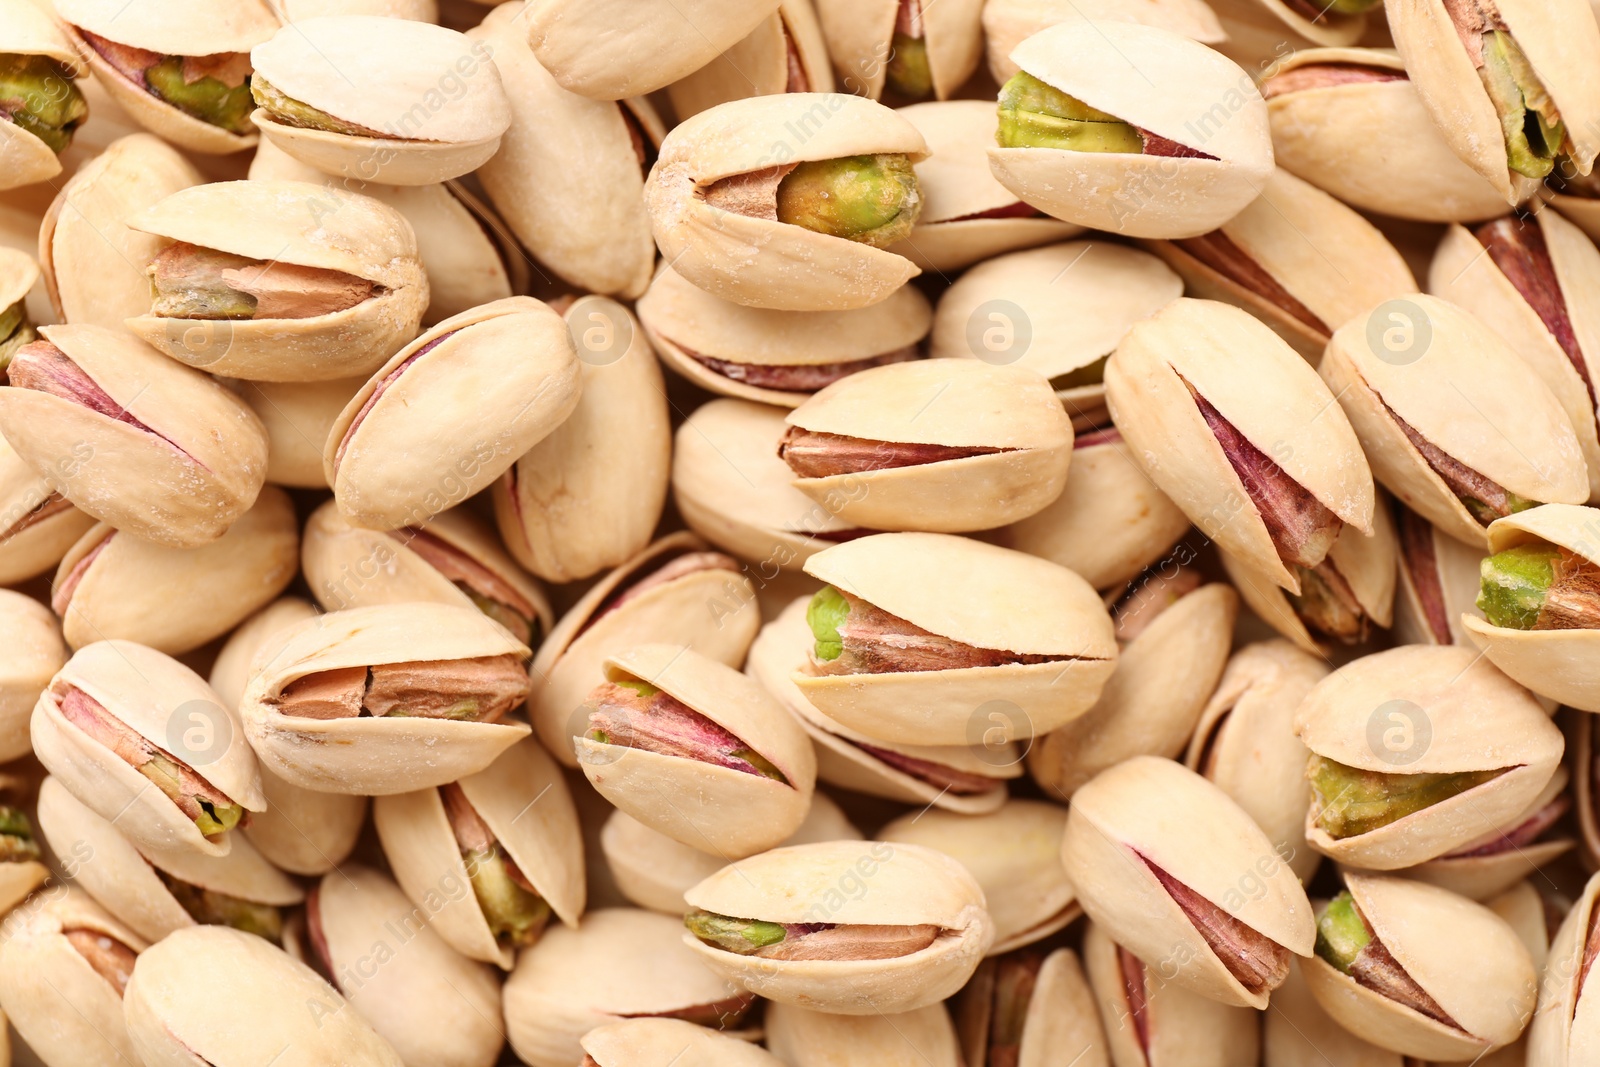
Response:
[5,0,1600,1063]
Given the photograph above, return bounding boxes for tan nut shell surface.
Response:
[0,590,66,764]
[1265,956,1401,1067]
[814,0,983,101]
[235,377,366,488]
[584,1018,784,1067]
[1392,512,1487,646]
[1528,871,1600,1065]
[1402,766,1573,901]
[666,0,834,120]
[962,947,1108,1067]
[983,0,1226,84]
[768,1001,962,1067]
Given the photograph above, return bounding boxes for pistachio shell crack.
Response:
[683,343,918,393]
[1172,231,1329,336]
[1316,891,1461,1029]
[78,31,252,135]
[805,585,1066,674]
[702,155,923,249]
[583,680,790,782]
[1285,0,1380,13]
[50,530,109,615]
[395,527,540,645]
[0,299,37,380]
[147,242,377,322]
[1474,217,1594,403]
[986,950,1044,1065]
[886,0,931,101]
[250,75,387,139]
[581,549,742,637]
[1290,560,1369,644]
[1440,789,1569,858]
[1308,754,1506,839]
[850,740,1000,795]
[1139,852,1290,996]
[269,654,529,723]
[442,783,551,950]
[1,491,73,545]
[1261,62,1407,99]
[64,927,137,996]
[333,330,458,472]
[8,341,196,463]
[684,909,941,961]
[1444,2,1566,179]
[1478,540,1600,629]
[0,805,41,864]
[156,872,284,943]
[996,71,1216,159]
[0,53,87,154]
[640,991,759,1029]
[1400,508,1453,645]
[779,426,1006,479]
[1110,566,1201,642]
[1119,945,1153,1056]
[1382,397,1540,525]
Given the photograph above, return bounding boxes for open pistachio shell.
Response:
[1265,956,1404,1067]
[667,0,834,119]
[0,433,94,587]
[769,1000,961,1067]
[956,947,1108,1067]
[232,376,366,488]
[644,93,928,312]
[53,487,298,654]
[585,1018,782,1067]
[683,840,995,1014]
[0,0,85,190]
[210,599,318,713]
[0,591,66,764]
[239,602,532,795]
[1392,505,1488,646]
[1216,0,1366,46]
[1527,870,1600,1065]
[814,0,983,101]
[250,16,511,185]
[1402,765,1573,901]
[798,532,1118,744]
[988,20,1274,240]
[0,814,47,922]
[983,0,1226,84]
[1294,645,1565,869]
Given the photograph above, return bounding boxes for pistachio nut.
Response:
[1305,872,1537,1060]
[1392,503,1489,646]
[270,0,438,20]
[644,93,928,312]
[1485,878,1555,976]
[1545,158,1600,244]
[682,839,995,1015]
[32,640,265,858]
[1107,297,1375,595]
[1218,0,1374,47]
[285,865,504,1067]
[0,793,47,918]
[239,602,533,795]
[988,20,1274,239]
[1294,644,1565,869]
[530,532,762,767]
[125,179,430,382]
[0,887,146,1067]
[123,925,403,1066]
[814,0,983,102]
[1579,712,1600,868]
[768,999,962,1067]
[665,0,835,120]
[54,0,278,155]
[232,375,366,488]
[494,295,671,583]
[0,433,95,586]
[372,737,585,968]
[575,644,817,859]
[1265,956,1406,1067]
[326,295,580,532]
[796,532,1117,745]
[0,1,86,190]
[0,323,269,549]
[1526,869,1600,1065]
[0,590,66,764]
[250,15,512,185]
[982,0,1226,85]
[504,907,757,1067]
[1388,0,1600,204]
[583,1018,783,1067]
[955,946,1108,1067]
[52,487,298,654]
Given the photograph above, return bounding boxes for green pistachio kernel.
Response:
[0,806,41,863]
[1462,490,1539,527]
[775,154,922,248]
[1309,755,1503,839]
[684,909,786,954]
[159,874,283,942]
[193,800,244,837]
[465,846,550,948]
[0,302,33,380]
[144,57,254,136]
[996,71,1144,153]
[1478,544,1560,630]
[465,590,534,647]
[885,33,932,101]
[1325,0,1382,11]
[615,679,661,698]
[807,585,850,662]
[1314,891,1371,973]
[251,75,376,137]
[1480,31,1565,180]
[0,53,88,154]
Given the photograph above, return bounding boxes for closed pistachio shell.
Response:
[1294,645,1565,869]
[1402,765,1573,901]
[584,1018,783,1067]
[0,434,95,586]
[232,376,366,488]
[0,0,85,190]
[1265,956,1404,1067]
[1391,505,1488,646]
[666,0,834,119]
[768,1000,961,1067]
[123,925,403,1066]
[983,0,1225,84]
[1527,870,1600,1066]
[815,0,983,101]
[1485,879,1553,975]
[0,591,66,764]
[956,947,1109,1067]
[988,21,1274,240]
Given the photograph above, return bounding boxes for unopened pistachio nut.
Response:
[0,2,85,191]
[0,795,47,918]
[0,590,66,763]
[814,0,982,103]
[232,375,366,488]
[988,20,1273,240]
[0,434,94,586]
[955,946,1108,1067]
[1393,504,1489,646]
[983,0,1225,85]
[769,999,962,1067]
[583,1018,783,1067]
[1265,956,1405,1067]
[665,0,834,120]
[1294,644,1564,870]
[250,15,511,185]
[1527,869,1600,1065]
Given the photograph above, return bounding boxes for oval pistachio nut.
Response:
[1265,956,1406,1067]
[1107,297,1375,595]
[270,0,439,21]
[682,840,995,1015]
[982,0,1225,85]
[51,487,298,655]
[954,946,1107,1067]
[125,179,429,382]
[987,20,1273,239]
[1321,294,1588,548]
[644,93,927,312]
[1527,869,1600,1065]
[0,433,95,587]
[54,0,277,154]
[0,590,66,764]
[1305,872,1537,1060]
[584,1018,784,1067]
[1061,756,1315,1009]
[1485,879,1553,975]
[250,15,512,185]
[796,532,1117,745]
[769,999,962,1067]
[232,375,365,489]
[1226,0,1375,47]
[813,0,982,103]
[0,0,87,190]
[1294,644,1564,870]
[665,0,835,120]
[0,323,269,550]
[1392,503,1489,646]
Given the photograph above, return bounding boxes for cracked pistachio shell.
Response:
[1216,0,1365,46]
[54,0,278,155]
[125,180,429,382]
[250,16,511,185]
[238,603,532,795]
[1294,645,1564,869]
[271,0,437,18]
[0,248,35,324]
[1107,298,1375,594]
[1321,295,1590,548]
[473,3,660,298]
[32,640,265,859]
[878,800,1077,955]
[0,433,95,585]
[493,295,670,583]
[1304,873,1537,1060]
[208,598,317,712]
[956,947,1108,1067]
[644,93,929,312]
[770,1001,961,1067]
[1083,920,1259,1067]
[327,296,580,531]
[1265,956,1403,1067]
[1403,765,1573,902]
[35,775,302,944]
[1528,871,1600,1066]
[530,532,761,767]
[748,596,1022,814]
[0,591,65,764]
[640,263,932,409]
[232,376,366,489]
[666,0,834,119]
[0,887,147,1067]
[124,925,403,1067]
[786,360,1074,532]
[798,532,1118,744]
[0,323,269,549]
[53,487,299,654]
[504,907,753,1067]
[585,1019,782,1067]
[683,840,996,1014]
[1389,0,1600,205]
[373,736,585,968]
[988,21,1273,240]
[1392,507,1487,647]
[576,644,817,859]
[1462,504,1600,711]
[0,0,83,190]
[815,0,983,101]
[983,0,1225,84]
[1185,640,1327,886]
[1061,756,1316,1009]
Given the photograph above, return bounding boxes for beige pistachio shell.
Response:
[1108,298,1374,593]
[988,20,1274,240]
[0,590,66,764]
[1062,756,1315,1009]
[983,0,1225,84]
[666,0,834,119]
[768,1001,962,1067]
[815,0,983,101]
[1546,189,1600,245]
[1265,956,1404,1067]
[0,434,95,586]
[683,840,995,1015]
[493,295,670,583]
[0,0,81,190]
[1402,765,1573,901]
[1294,645,1565,869]
[1580,712,1600,867]
[799,532,1118,744]
[208,597,319,712]
[1219,0,1365,46]
[1304,873,1537,1060]
[504,907,751,1067]
[238,602,532,795]
[956,947,1108,1067]
[1392,508,1488,646]
[585,1018,783,1067]
[644,93,928,312]
[232,376,366,488]
[124,925,403,1067]
[1485,878,1552,975]
[271,0,437,19]
[33,640,265,859]
[0,864,46,926]
[1528,870,1600,1066]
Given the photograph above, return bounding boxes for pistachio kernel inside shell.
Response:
[0,53,88,154]
[1050,355,1108,392]
[1172,231,1329,337]
[64,928,138,996]
[1111,565,1201,643]
[1316,891,1462,1028]
[148,243,378,322]
[684,909,941,961]
[442,783,551,949]
[851,739,1001,795]
[1285,0,1380,15]
[52,530,110,616]
[8,341,198,463]
[394,527,540,646]
[1308,754,1507,839]
[885,0,931,101]
[1479,31,1565,179]
[1399,507,1453,646]
[778,425,1009,479]
[269,654,530,723]
[1290,560,1369,644]
[988,951,1044,1066]
[995,72,1217,159]
[1478,541,1600,630]
[682,341,919,394]
[1380,398,1540,526]
[701,155,923,249]
[0,299,37,382]
[1139,852,1290,996]
[156,871,284,943]
[0,805,41,864]
[1441,790,1569,858]
[581,679,790,783]
[1260,62,1407,100]
[79,31,252,136]
[250,74,387,139]
[805,585,1070,674]
[642,991,759,1029]
[1474,217,1595,406]
[1580,897,1600,998]
[1119,946,1153,1057]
